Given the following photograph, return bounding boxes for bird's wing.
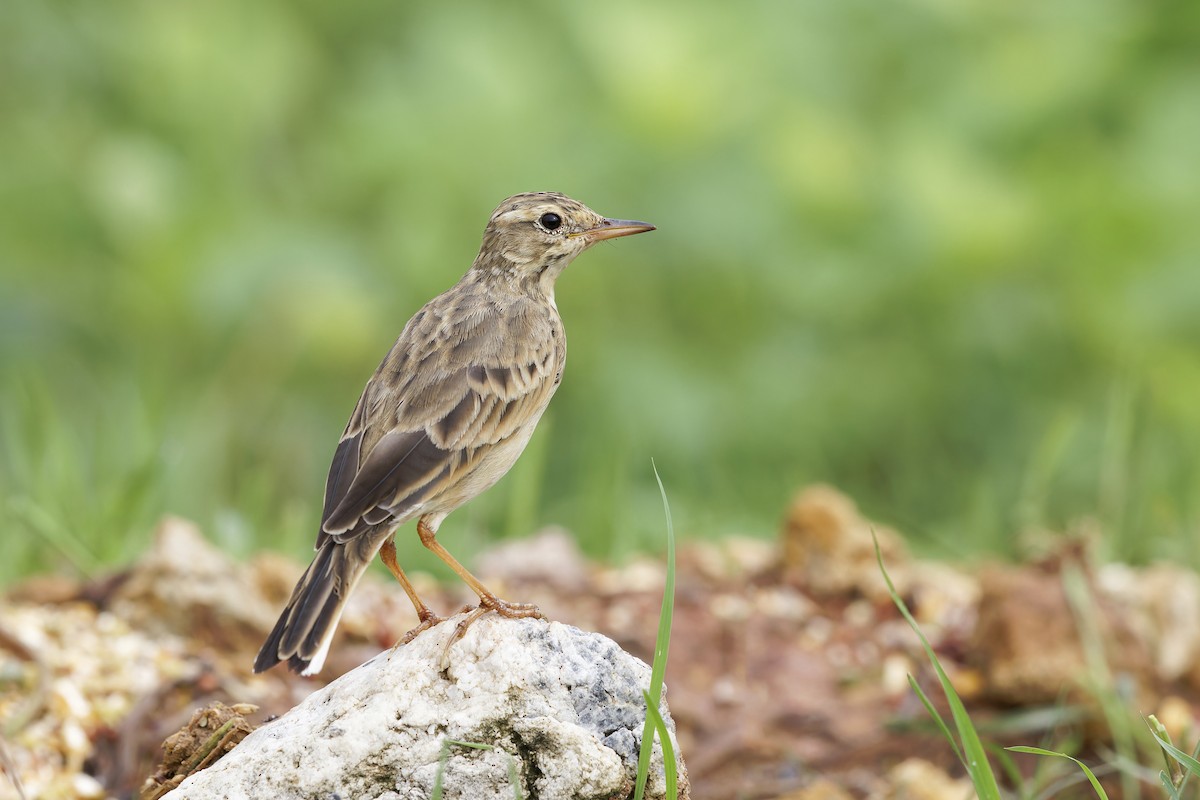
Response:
[315,294,561,547]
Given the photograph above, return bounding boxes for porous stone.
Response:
[162,615,688,800]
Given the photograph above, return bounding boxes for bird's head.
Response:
[473,192,654,287]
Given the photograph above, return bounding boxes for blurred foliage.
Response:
[2,0,1199,583]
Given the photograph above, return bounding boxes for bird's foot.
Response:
[479,596,546,620]
[448,605,492,644]
[399,610,449,644]
[444,598,546,645]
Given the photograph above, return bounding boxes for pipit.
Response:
[254,192,654,675]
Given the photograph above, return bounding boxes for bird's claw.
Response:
[445,598,546,645]
[478,597,546,620]
[399,612,449,644]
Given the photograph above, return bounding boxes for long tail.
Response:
[254,533,383,676]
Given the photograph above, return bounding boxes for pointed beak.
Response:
[573,218,656,243]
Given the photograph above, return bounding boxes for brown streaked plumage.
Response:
[254,192,655,675]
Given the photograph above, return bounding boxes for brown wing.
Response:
[314,290,561,548]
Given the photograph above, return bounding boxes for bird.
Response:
[253,192,655,676]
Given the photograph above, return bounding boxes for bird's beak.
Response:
[572,218,656,243]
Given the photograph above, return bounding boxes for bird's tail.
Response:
[253,534,381,676]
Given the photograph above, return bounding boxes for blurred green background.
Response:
[3,0,1199,584]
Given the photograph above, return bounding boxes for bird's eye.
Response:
[539,212,563,231]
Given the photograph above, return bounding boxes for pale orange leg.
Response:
[417,516,545,626]
[379,537,447,643]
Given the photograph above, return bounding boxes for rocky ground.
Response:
[3,484,1200,799]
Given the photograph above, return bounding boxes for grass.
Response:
[641,692,679,800]
[1146,716,1200,800]
[633,464,678,800]
[1006,747,1111,800]
[875,530,1003,800]
[5,0,1200,583]
[877,531,1200,800]
[1062,561,1140,798]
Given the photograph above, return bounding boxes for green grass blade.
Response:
[1007,747,1109,800]
[1146,722,1200,777]
[643,689,678,800]
[906,674,966,767]
[1177,734,1200,794]
[443,739,493,750]
[1060,565,1140,800]
[634,463,677,800]
[432,739,451,800]
[508,753,524,800]
[1148,715,1181,785]
[1159,771,1181,800]
[986,740,1026,793]
[8,496,100,576]
[647,462,675,707]
[875,531,1002,800]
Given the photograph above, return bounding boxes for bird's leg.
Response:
[379,537,446,643]
[416,516,545,622]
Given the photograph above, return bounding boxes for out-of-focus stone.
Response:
[971,564,1154,706]
[108,517,276,654]
[681,537,778,583]
[1154,695,1197,744]
[776,778,856,799]
[5,574,81,605]
[1097,563,1200,685]
[878,758,973,800]
[476,527,590,592]
[596,558,665,596]
[781,484,908,601]
[244,550,305,608]
[0,600,192,800]
[907,561,980,630]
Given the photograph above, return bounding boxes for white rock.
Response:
[163,615,688,800]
